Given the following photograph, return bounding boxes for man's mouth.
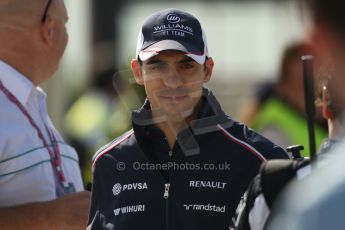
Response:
[158,95,188,102]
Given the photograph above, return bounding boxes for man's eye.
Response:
[181,63,194,69]
[150,63,167,70]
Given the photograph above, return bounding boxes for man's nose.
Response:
[162,68,183,88]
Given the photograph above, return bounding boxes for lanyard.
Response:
[0,79,67,187]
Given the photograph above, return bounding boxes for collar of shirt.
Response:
[0,60,47,107]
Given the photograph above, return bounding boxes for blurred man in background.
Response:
[63,67,131,183]
[238,42,327,156]
[230,0,345,227]
[0,0,90,229]
[230,75,345,230]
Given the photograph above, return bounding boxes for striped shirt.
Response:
[0,60,83,207]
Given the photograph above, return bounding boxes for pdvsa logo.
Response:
[167,14,180,23]
[112,182,148,196]
[112,183,122,196]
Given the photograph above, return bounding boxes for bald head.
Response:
[0,0,47,30]
[0,0,48,58]
[0,0,69,85]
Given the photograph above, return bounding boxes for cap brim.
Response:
[138,40,206,64]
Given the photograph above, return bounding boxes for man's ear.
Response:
[131,59,144,85]
[41,17,54,45]
[322,86,334,119]
[203,57,214,83]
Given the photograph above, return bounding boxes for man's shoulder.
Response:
[92,129,136,167]
[218,119,289,160]
[0,94,19,116]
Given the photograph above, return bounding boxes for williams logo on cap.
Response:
[136,8,209,64]
[166,14,181,23]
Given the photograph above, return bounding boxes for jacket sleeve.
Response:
[87,161,101,230]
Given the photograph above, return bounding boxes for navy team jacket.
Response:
[88,88,289,230]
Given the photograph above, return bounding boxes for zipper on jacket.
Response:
[165,138,177,230]
[164,183,170,230]
[164,183,170,199]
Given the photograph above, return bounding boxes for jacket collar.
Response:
[132,87,225,125]
[131,87,234,144]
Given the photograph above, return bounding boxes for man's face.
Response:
[132,51,214,120]
[312,23,345,115]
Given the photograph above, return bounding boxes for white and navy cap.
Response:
[136,8,209,64]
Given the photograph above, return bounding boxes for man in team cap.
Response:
[88,8,288,230]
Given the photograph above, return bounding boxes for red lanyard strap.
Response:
[0,79,67,185]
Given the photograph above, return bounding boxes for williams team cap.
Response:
[136,8,209,64]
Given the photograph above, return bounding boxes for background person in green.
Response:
[239,42,327,157]
[63,67,142,183]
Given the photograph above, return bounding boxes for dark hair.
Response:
[137,58,143,66]
[279,42,313,81]
[137,56,208,67]
[307,0,345,41]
